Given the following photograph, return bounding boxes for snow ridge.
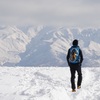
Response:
[0,67,100,100]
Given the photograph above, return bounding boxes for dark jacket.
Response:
[66,45,83,66]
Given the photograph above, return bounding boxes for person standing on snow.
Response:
[66,39,83,92]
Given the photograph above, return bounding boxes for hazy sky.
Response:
[0,0,100,27]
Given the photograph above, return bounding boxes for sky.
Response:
[0,0,100,28]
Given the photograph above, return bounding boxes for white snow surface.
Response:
[0,67,100,100]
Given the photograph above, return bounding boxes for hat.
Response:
[72,39,78,46]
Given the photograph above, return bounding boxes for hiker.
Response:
[66,39,83,92]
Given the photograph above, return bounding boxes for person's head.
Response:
[72,39,78,46]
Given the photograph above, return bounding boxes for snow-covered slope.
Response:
[0,25,100,67]
[0,26,30,66]
[0,67,100,100]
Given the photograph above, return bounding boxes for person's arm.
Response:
[79,49,83,63]
[66,49,70,65]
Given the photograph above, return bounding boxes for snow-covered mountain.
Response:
[0,25,100,67]
[0,26,28,66]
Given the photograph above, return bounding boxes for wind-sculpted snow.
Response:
[0,25,100,66]
[0,67,100,100]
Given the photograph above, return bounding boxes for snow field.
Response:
[0,67,100,100]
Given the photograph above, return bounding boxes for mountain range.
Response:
[0,25,100,67]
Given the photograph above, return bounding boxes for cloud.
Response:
[82,0,100,4]
[0,0,100,27]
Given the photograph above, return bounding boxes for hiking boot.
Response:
[77,86,81,89]
[72,89,76,92]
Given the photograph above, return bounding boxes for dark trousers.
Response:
[70,64,82,90]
